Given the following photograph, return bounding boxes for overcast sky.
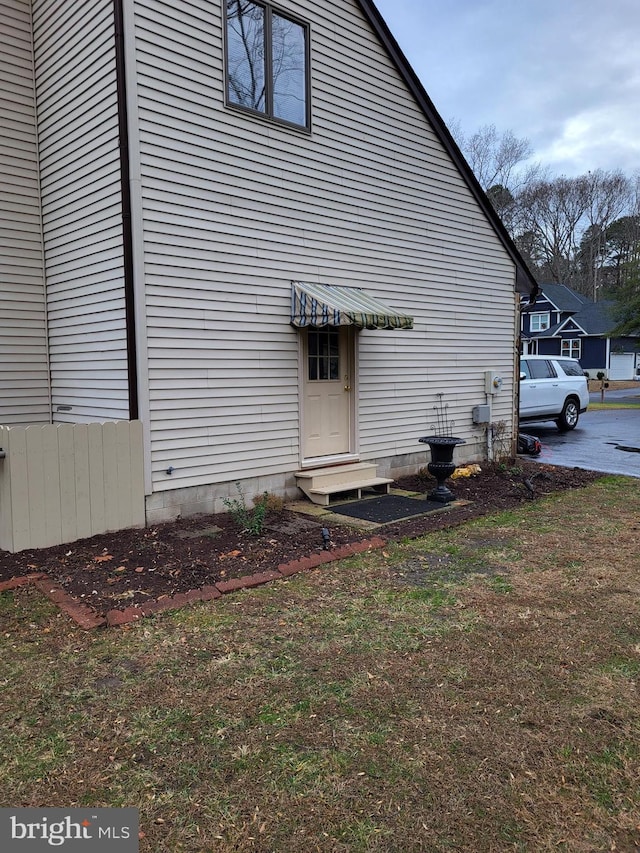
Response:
[373,0,640,178]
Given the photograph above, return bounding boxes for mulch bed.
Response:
[0,462,601,623]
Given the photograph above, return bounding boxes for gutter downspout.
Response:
[114,0,138,421]
[114,0,153,495]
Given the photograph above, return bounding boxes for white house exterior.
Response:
[0,0,537,547]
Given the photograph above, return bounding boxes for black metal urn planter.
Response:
[419,393,465,503]
[418,435,466,503]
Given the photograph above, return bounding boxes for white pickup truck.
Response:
[519,356,589,431]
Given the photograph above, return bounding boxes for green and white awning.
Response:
[291,281,413,330]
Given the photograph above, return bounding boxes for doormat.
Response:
[330,494,447,524]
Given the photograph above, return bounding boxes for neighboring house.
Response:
[1,0,537,550]
[521,283,640,380]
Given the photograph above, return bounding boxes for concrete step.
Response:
[295,462,378,488]
[295,463,393,506]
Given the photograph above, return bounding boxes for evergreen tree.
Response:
[610,259,640,335]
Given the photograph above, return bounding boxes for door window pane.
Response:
[308,330,339,381]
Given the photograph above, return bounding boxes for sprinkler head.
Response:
[321,527,331,550]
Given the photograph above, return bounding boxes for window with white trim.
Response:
[561,338,581,359]
[529,312,550,332]
[225,0,310,129]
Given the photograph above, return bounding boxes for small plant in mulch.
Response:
[416,466,432,486]
[253,492,285,514]
[490,419,511,460]
[223,483,271,536]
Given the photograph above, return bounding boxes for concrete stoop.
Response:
[295,462,393,506]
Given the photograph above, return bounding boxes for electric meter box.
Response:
[484,370,503,395]
[472,405,491,424]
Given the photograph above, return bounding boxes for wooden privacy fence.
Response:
[0,421,145,553]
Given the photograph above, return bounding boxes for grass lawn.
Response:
[1,476,639,852]
[588,402,640,410]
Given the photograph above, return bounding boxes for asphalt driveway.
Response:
[522,390,640,478]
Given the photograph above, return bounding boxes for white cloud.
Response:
[536,106,640,176]
[374,0,640,177]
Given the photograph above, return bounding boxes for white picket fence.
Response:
[0,421,145,553]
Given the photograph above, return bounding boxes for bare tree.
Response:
[457,124,532,191]
[517,176,592,289]
[451,122,545,241]
[450,123,639,296]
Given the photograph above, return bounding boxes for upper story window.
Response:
[529,312,550,332]
[225,1,310,129]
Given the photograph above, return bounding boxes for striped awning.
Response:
[291,281,414,330]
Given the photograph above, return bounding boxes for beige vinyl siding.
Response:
[133,0,517,489]
[32,0,129,423]
[0,0,50,425]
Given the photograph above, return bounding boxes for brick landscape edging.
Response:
[0,574,107,630]
[33,577,108,630]
[0,573,46,592]
[1,536,387,629]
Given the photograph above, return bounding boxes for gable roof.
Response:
[523,282,634,338]
[357,0,539,300]
[536,283,588,313]
[525,295,619,338]
[571,300,617,336]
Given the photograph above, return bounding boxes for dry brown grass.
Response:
[1,475,639,851]
[588,379,640,392]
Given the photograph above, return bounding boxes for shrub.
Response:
[223,483,270,536]
[254,492,285,514]
[416,466,431,483]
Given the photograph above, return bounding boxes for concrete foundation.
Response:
[145,443,486,526]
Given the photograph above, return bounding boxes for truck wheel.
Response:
[556,398,579,431]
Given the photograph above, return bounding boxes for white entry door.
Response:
[302,327,353,460]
